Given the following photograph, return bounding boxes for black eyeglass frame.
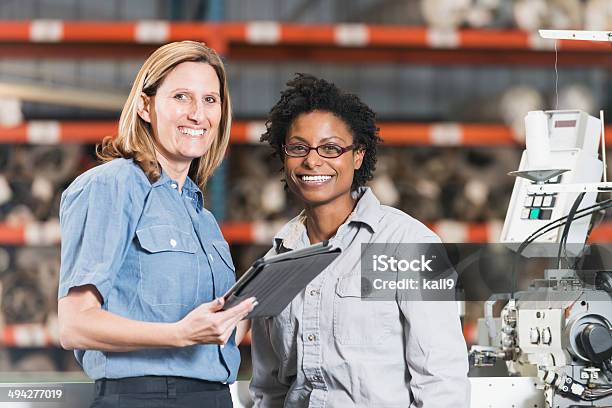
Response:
[282,143,357,158]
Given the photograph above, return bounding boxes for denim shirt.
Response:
[58,158,238,382]
[250,188,470,407]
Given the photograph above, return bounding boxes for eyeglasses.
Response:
[283,143,356,158]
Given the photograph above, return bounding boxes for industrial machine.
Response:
[468,29,612,407]
[470,106,612,406]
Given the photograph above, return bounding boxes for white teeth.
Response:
[301,175,332,182]
[179,127,205,136]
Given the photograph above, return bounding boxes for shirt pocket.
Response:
[210,240,235,270]
[333,273,393,346]
[210,240,236,298]
[136,225,199,307]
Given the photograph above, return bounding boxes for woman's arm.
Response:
[236,320,251,345]
[58,285,256,352]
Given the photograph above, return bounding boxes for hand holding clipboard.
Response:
[223,241,341,318]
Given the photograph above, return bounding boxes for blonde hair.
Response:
[97,41,232,190]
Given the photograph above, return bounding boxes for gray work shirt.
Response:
[250,187,470,407]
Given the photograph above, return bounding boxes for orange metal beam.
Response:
[0,224,26,245]
[0,22,611,66]
[220,222,255,244]
[3,121,612,146]
[62,21,134,42]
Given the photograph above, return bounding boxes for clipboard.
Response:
[223,240,341,318]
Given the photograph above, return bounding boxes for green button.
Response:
[529,208,540,219]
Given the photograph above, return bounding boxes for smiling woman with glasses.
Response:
[250,73,470,407]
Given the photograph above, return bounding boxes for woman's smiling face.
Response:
[139,61,222,167]
[284,110,364,208]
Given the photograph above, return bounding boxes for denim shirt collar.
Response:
[151,169,204,212]
[182,176,205,211]
[274,187,383,251]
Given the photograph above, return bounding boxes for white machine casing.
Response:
[500,110,603,257]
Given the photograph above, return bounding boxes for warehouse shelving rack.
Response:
[1,21,611,349]
[0,22,609,240]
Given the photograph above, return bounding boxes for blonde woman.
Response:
[57,41,256,408]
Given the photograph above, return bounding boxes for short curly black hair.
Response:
[261,73,382,191]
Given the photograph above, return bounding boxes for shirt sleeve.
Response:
[397,233,471,408]
[58,177,143,304]
[249,247,291,407]
[249,317,291,407]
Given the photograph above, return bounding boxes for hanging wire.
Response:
[554,39,559,110]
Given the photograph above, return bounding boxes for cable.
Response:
[572,205,607,270]
[582,387,612,400]
[552,374,612,401]
[511,199,612,296]
[523,202,612,253]
[520,198,612,255]
[605,359,612,382]
[563,193,589,267]
[554,40,559,110]
[517,199,612,256]
[511,199,610,295]
[511,198,612,295]
[595,272,612,300]
[557,192,586,269]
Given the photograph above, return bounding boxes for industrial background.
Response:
[0,0,610,387]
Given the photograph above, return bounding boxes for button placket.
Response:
[302,277,326,393]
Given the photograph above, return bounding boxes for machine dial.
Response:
[530,327,540,344]
[542,327,552,345]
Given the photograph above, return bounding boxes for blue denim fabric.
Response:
[58,158,238,382]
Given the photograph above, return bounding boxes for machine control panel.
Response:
[521,176,561,221]
[518,309,562,353]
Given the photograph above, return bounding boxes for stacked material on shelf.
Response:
[584,0,612,30]
[499,85,545,142]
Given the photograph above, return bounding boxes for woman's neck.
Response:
[155,151,190,191]
[304,193,357,244]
